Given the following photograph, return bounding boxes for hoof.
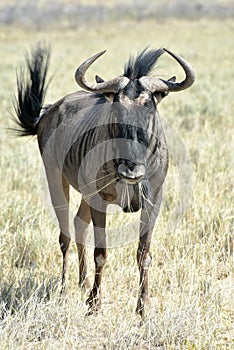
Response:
[136,298,145,318]
[85,288,101,315]
[85,308,98,317]
[60,283,67,297]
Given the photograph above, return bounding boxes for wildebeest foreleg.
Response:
[74,199,91,290]
[136,190,162,316]
[136,226,153,317]
[86,200,107,315]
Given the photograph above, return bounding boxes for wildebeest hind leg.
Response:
[74,199,91,290]
[45,167,71,292]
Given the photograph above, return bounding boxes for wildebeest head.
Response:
[74,48,195,189]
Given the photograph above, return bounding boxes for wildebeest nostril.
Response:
[117,162,145,182]
[122,160,136,172]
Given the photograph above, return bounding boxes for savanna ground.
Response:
[0,14,233,350]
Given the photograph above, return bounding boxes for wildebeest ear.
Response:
[95,75,105,83]
[167,76,176,83]
[95,75,115,102]
[154,76,176,104]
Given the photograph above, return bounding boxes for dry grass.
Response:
[0,18,233,349]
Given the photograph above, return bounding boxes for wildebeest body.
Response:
[13,44,195,316]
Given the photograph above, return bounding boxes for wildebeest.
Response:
[13,43,195,316]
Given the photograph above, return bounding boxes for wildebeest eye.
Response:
[153,91,169,104]
[143,99,154,108]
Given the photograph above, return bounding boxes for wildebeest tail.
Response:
[13,42,51,136]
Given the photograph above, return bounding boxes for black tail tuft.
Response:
[12,42,51,136]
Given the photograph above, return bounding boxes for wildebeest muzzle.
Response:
[117,159,145,184]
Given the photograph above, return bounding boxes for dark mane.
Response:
[123,47,164,80]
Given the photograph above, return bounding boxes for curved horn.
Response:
[139,48,195,93]
[75,50,129,93]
